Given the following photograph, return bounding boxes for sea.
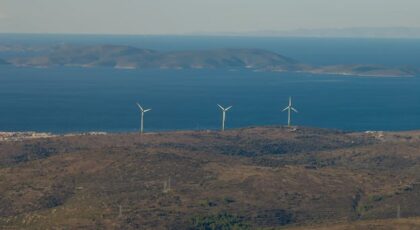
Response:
[0,34,420,133]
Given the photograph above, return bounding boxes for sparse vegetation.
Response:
[1,127,420,229]
[223,197,236,204]
[190,212,250,230]
[369,195,384,202]
[198,199,218,207]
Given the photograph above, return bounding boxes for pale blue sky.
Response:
[1,0,419,34]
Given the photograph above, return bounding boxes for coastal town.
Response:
[0,131,107,142]
[0,132,55,142]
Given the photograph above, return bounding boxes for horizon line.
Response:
[2,26,420,39]
[1,32,420,40]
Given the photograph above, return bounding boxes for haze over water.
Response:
[0,35,420,133]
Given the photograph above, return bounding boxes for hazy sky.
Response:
[1,0,419,34]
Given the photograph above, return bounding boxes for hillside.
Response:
[9,45,300,71]
[1,126,420,229]
[6,44,418,77]
[289,217,420,230]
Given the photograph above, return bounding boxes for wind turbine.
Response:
[282,97,298,127]
[136,103,151,133]
[217,104,232,131]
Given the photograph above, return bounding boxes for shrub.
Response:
[223,197,235,204]
[190,212,250,230]
[369,194,384,202]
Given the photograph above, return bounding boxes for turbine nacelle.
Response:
[283,106,298,113]
[217,104,232,112]
[136,103,152,113]
[282,97,298,113]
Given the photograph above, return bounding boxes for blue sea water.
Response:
[0,35,420,133]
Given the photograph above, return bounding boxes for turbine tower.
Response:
[136,103,152,133]
[282,97,298,127]
[217,104,232,131]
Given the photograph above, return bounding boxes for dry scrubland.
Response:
[1,126,420,229]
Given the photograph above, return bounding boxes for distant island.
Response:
[203,27,420,39]
[3,44,419,77]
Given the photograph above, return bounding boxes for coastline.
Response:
[2,126,420,143]
[3,64,417,78]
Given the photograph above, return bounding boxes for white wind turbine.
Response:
[136,103,152,133]
[217,104,232,131]
[282,97,298,127]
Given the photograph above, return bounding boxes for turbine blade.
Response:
[291,108,298,113]
[282,107,289,112]
[136,103,144,112]
[144,109,152,113]
[225,106,232,111]
[217,104,224,110]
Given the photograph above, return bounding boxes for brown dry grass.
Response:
[0,126,420,229]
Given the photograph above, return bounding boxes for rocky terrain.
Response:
[1,126,420,229]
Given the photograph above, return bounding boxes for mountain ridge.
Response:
[5,44,419,77]
[9,45,299,70]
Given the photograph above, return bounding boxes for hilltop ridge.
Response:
[1,126,420,229]
[9,45,300,71]
[4,44,418,77]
